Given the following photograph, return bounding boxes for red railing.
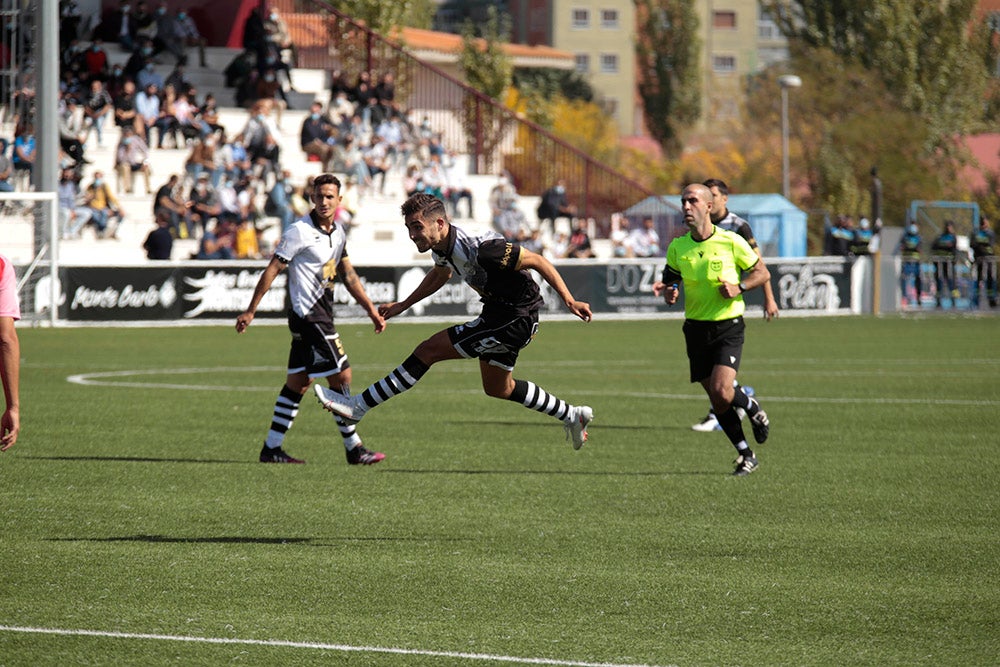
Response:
[276,0,654,235]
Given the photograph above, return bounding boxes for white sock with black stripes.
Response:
[508,379,573,422]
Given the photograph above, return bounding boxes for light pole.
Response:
[778,74,802,199]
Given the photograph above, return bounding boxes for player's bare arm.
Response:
[236,255,285,333]
[378,265,453,320]
[516,248,592,322]
[339,257,386,333]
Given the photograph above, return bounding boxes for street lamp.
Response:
[778,74,802,200]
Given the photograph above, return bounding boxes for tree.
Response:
[458,6,514,174]
[759,0,1000,143]
[634,0,702,158]
[335,0,435,32]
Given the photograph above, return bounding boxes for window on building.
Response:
[713,55,736,73]
[713,10,736,29]
[575,53,590,73]
[601,9,619,29]
[600,53,619,74]
[572,8,590,29]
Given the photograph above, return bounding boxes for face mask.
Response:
[94,178,103,186]
[113,68,122,75]
[269,13,278,20]
[555,185,564,194]
[178,12,186,19]
[908,225,918,235]
[310,113,319,120]
[156,7,166,15]
[264,74,275,82]
[123,137,132,145]
[92,45,100,52]
[145,63,154,71]
[141,47,152,56]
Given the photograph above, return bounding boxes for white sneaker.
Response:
[564,405,593,450]
[313,384,365,425]
[691,412,720,432]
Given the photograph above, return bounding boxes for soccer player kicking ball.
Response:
[315,193,594,449]
[653,183,770,476]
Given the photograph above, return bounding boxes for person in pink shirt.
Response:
[0,254,20,450]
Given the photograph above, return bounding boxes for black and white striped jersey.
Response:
[432,224,544,316]
[715,210,758,250]
[274,211,349,321]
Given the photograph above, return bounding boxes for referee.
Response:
[653,183,771,476]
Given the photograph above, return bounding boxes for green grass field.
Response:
[1,315,998,666]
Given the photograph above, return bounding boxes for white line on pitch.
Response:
[0,625,673,667]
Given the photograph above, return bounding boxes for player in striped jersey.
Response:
[315,193,594,450]
[236,173,387,465]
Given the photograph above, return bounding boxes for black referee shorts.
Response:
[682,316,745,383]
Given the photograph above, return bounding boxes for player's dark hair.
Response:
[702,178,729,196]
[313,172,342,192]
[401,193,447,221]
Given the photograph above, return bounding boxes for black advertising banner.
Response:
[55,258,855,322]
[62,267,181,321]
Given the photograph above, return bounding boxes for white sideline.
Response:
[0,625,672,667]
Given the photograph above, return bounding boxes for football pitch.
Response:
[1,315,998,666]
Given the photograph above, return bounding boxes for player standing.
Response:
[236,173,386,465]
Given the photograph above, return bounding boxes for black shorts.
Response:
[286,313,350,378]
[448,310,539,371]
[682,316,745,383]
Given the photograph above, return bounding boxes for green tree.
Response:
[458,6,514,173]
[760,0,1000,143]
[335,0,434,32]
[634,0,702,158]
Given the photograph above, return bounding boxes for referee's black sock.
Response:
[731,385,760,416]
[716,406,752,455]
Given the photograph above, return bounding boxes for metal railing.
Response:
[279,0,653,235]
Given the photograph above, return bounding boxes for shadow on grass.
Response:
[382,469,717,476]
[46,535,469,545]
[24,455,249,465]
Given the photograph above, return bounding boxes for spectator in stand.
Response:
[106,63,127,99]
[82,40,110,83]
[216,175,245,226]
[123,38,154,80]
[418,153,447,199]
[153,173,192,239]
[165,62,195,98]
[336,175,361,233]
[58,165,92,239]
[114,78,143,137]
[440,151,472,219]
[143,209,174,259]
[489,173,525,239]
[352,70,373,107]
[610,216,633,258]
[186,133,222,186]
[628,216,661,258]
[171,90,201,145]
[234,217,261,259]
[331,134,372,190]
[198,93,226,137]
[114,125,153,195]
[254,67,287,129]
[361,135,391,195]
[262,8,296,75]
[329,90,355,130]
[81,170,124,238]
[549,231,569,261]
[175,8,207,68]
[375,114,410,171]
[133,1,157,41]
[83,78,114,148]
[12,122,36,186]
[136,55,165,91]
[242,6,266,54]
[58,97,89,167]
[151,1,184,65]
[300,101,336,170]
[102,0,137,53]
[0,140,13,193]
[265,169,296,233]
[565,220,596,259]
[219,136,252,186]
[188,172,221,234]
[195,220,235,260]
[135,81,162,146]
[374,72,396,105]
[536,179,576,235]
[239,99,281,183]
